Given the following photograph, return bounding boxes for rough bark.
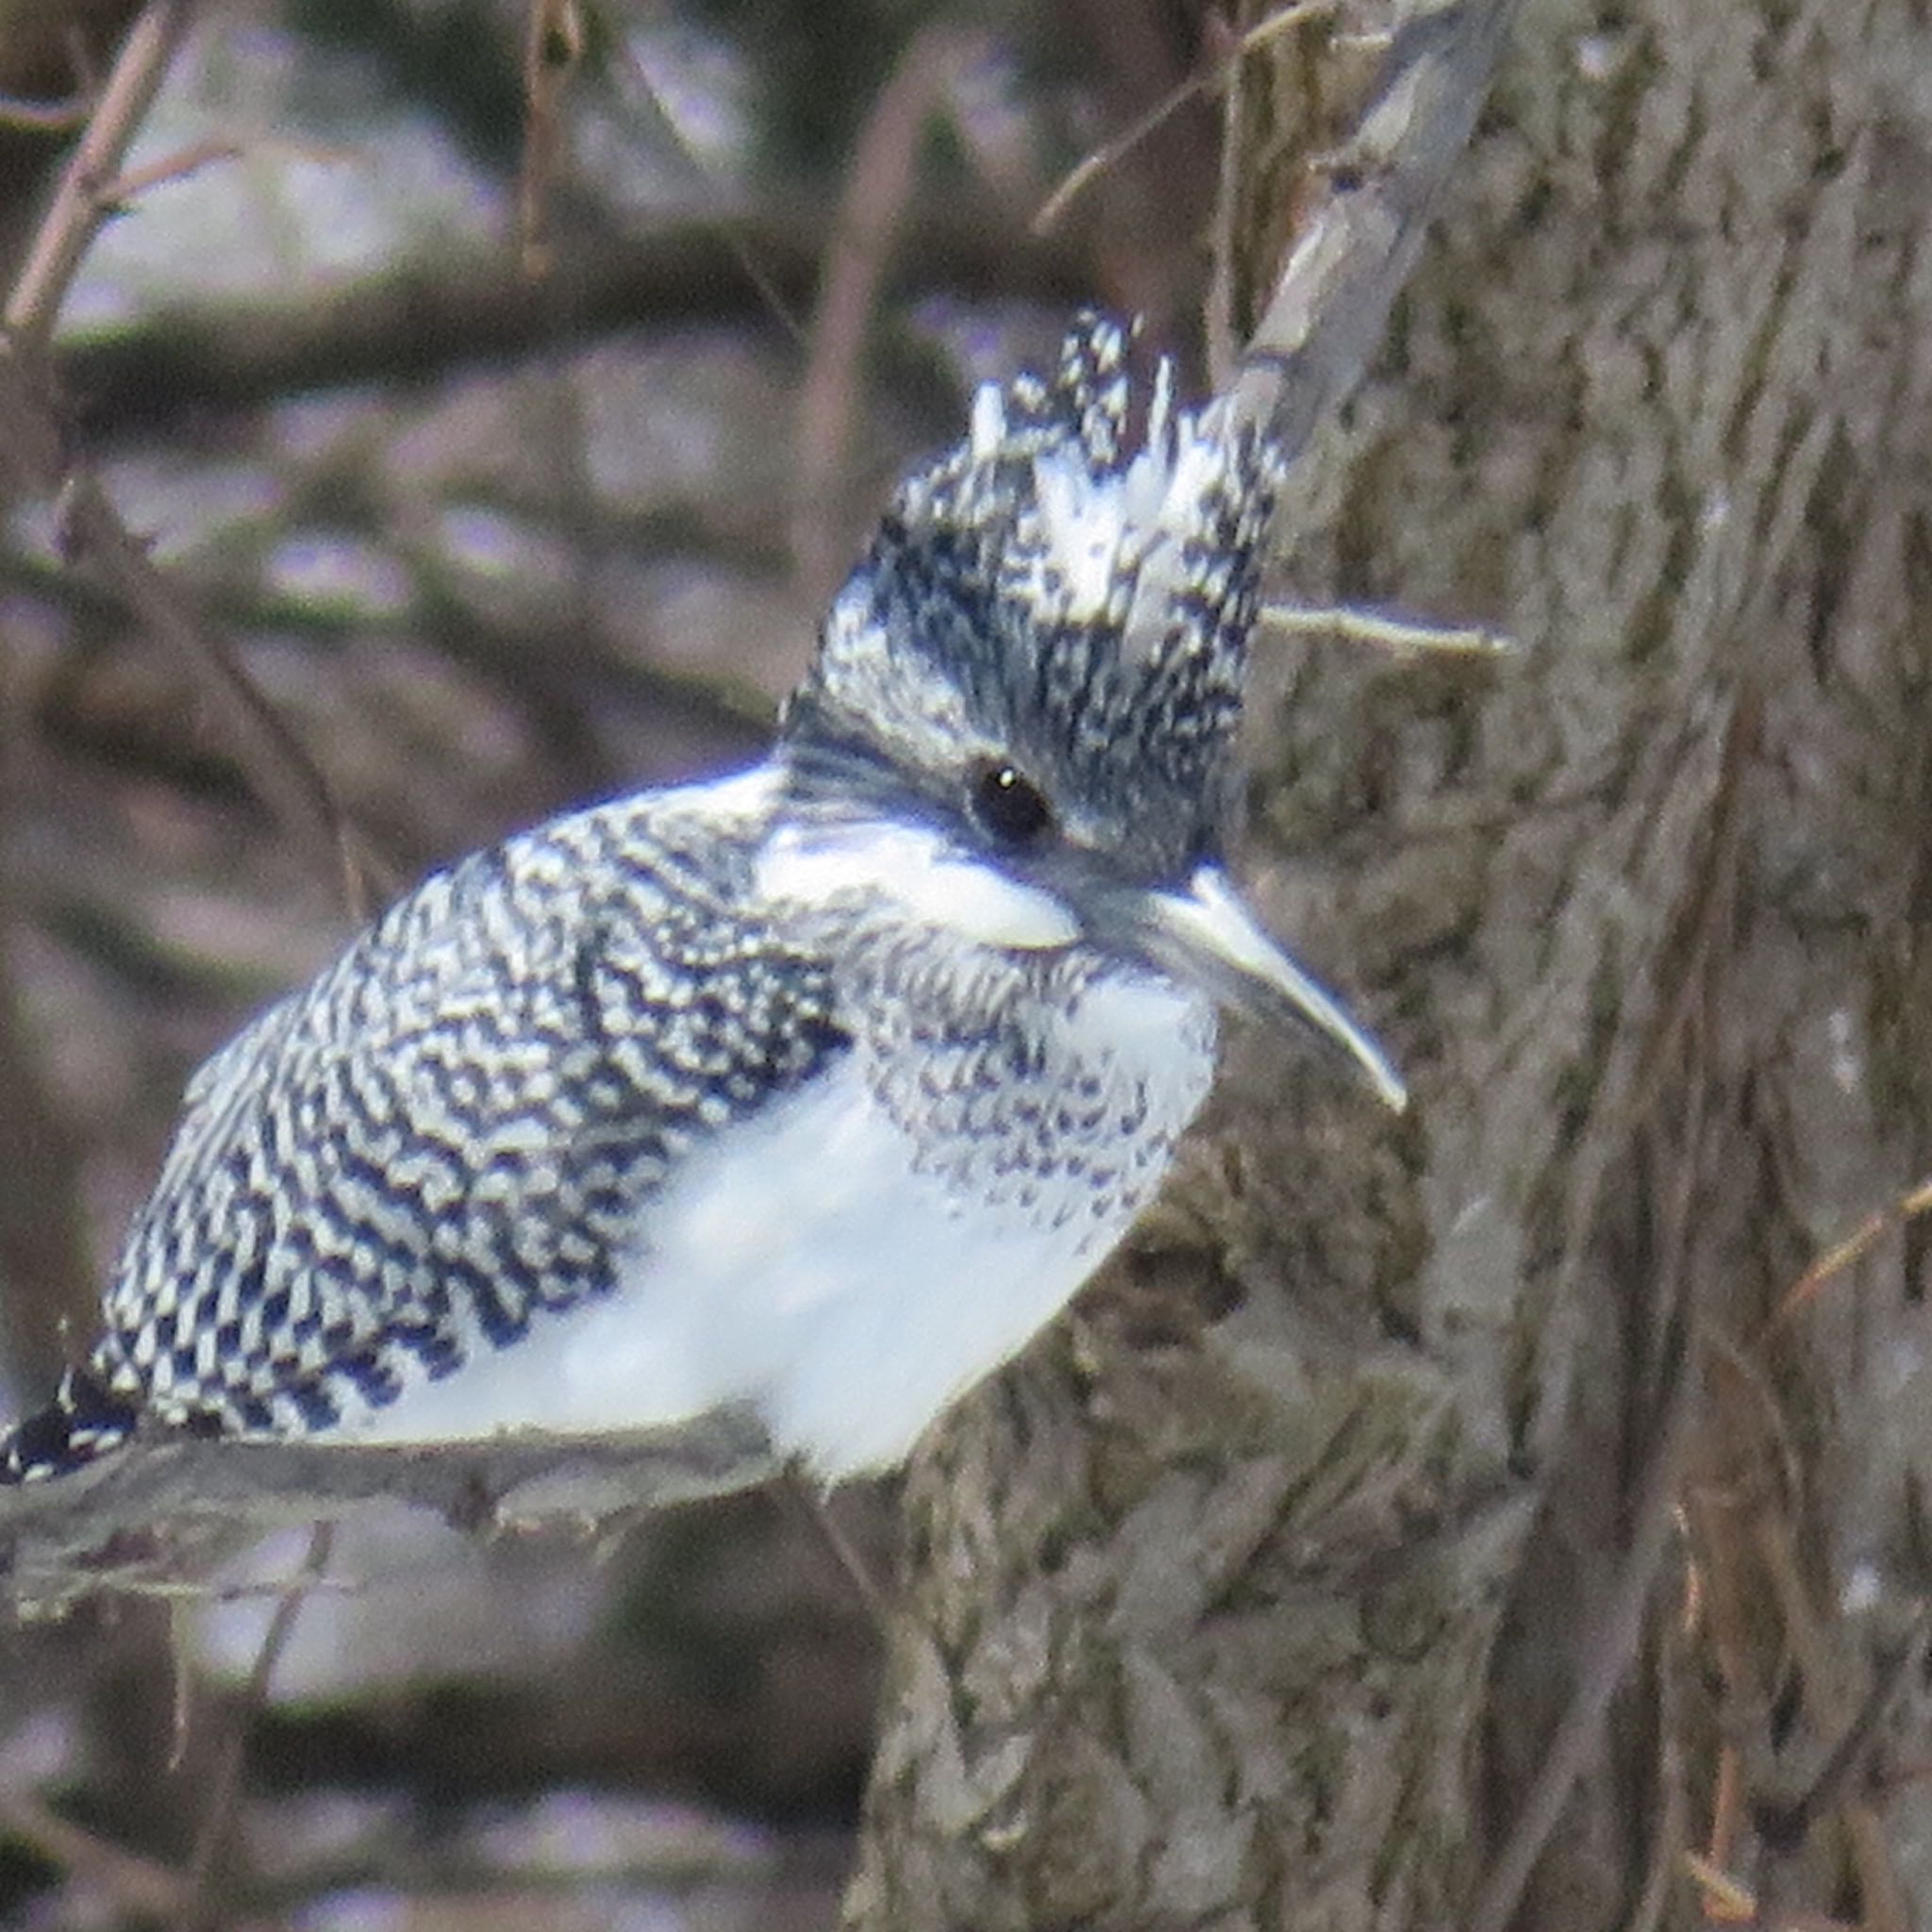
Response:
[844,2,1932,1928]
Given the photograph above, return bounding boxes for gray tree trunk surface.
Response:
[845,2,1932,1926]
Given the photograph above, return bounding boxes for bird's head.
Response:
[771,315,1404,1110]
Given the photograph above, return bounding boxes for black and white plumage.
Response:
[1,316,1405,1488]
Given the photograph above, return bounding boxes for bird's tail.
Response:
[1,1365,142,1484]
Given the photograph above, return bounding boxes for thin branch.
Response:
[1031,0,1327,237]
[1462,694,1753,1932]
[52,472,388,919]
[5,0,196,348]
[1226,0,1521,463]
[179,1523,334,1932]
[97,132,242,203]
[785,1473,890,1632]
[1461,1237,1699,1932]
[1261,598,1513,656]
[517,0,586,279]
[0,15,388,923]
[790,24,993,608]
[604,39,806,344]
[0,83,95,134]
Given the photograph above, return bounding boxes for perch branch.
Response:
[0,1408,778,1620]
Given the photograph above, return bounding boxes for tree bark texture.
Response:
[846,2,1932,1928]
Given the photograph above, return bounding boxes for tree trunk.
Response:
[844,1,1932,1926]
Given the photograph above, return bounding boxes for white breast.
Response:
[341,969,1215,1477]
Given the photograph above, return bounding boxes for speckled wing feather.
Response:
[60,781,843,1462]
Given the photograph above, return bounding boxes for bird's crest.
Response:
[789,316,1281,877]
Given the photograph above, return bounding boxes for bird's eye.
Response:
[968,760,1055,848]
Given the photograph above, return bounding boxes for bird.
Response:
[0,315,1405,1491]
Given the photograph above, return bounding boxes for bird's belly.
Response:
[347,975,1215,1476]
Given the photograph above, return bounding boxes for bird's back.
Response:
[72,768,845,1460]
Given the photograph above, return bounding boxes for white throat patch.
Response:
[756,817,1078,951]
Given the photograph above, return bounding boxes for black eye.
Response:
[969,760,1055,848]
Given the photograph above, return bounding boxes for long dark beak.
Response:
[1081,864,1407,1111]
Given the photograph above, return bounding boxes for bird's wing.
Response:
[93,779,847,1438]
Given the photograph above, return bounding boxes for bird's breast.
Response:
[346,965,1217,1476]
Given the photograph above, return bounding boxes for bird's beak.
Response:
[1083,864,1407,1112]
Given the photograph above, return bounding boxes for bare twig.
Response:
[1031,1,1325,237]
[1462,1244,1698,1932]
[1262,598,1512,656]
[1226,0,1521,464]
[52,471,387,918]
[0,83,94,134]
[1771,1173,1932,1328]
[97,132,242,203]
[790,24,993,608]
[605,41,806,344]
[784,1473,890,1632]
[518,0,586,278]
[1463,694,1751,1932]
[1756,1617,1925,1853]
[178,1523,334,1932]
[0,9,387,924]
[5,0,195,347]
